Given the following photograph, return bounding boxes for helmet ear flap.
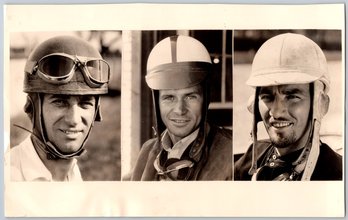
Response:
[319,93,330,118]
[247,95,254,114]
[313,81,330,121]
[24,94,35,122]
[247,88,262,123]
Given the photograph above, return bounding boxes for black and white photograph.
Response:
[3,3,345,218]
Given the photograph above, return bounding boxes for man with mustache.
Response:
[6,35,110,181]
[235,33,342,181]
[131,35,232,181]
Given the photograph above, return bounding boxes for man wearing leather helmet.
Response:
[6,35,110,181]
[131,35,232,181]
[235,33,342,181]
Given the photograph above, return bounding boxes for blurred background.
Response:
[233,30,343,159]
[9,31,122,181]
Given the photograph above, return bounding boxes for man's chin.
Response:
[269,135,293,148]
[57,143,82,154]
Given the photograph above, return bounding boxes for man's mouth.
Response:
[270,121,293,128]
[170,118,190,124]
[60,129,82,134]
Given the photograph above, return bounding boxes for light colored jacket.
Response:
[5,136,82,181]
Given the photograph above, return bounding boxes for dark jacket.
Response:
[131,125,232,181]
[234,140,342,181]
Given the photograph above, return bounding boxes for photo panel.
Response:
[121,30,233,180]
[233,30,344,178]
[7,31,122,181]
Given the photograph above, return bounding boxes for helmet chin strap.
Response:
[301,81,327,180]
[36,93,99,160]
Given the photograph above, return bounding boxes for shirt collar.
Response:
[161,128,200,159]
[20,136,82,181]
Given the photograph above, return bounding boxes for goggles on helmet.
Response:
[25,53,110,88]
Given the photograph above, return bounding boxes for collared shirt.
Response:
[161,128,200,159]
[5,136,82,182]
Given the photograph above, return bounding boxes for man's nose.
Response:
[269,96,287,119]
[65,104,81,125]
[173,99,187,115]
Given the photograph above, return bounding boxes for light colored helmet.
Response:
[24,35,109,95]
[247,33,331,180]
[247,33,330,93]
[144,35,213,180]
[146,35,212,90]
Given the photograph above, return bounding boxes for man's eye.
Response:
[51,99,67,107]
[162,96,174,101]
[186,95,198,100]
[259,95,273,102]
[80,101,95,109]
[287,94,301,100]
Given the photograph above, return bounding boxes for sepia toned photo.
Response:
[233,30,343,181]
[121,30,233,181]
[7,31,122,181]
[3,4,345,218]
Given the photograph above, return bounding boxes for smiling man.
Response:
[234,33,342,181]
[131,35,232,181]
[6,36,110,181]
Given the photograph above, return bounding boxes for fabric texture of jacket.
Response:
[131,124,232,181]
[234,139,342,181]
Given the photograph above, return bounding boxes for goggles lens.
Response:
[37,54,110,84]
[85,59,110,83]
[39,55,75,77]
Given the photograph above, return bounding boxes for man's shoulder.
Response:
[213,126,232,138]
[312,142,342,180]
[234,139,272,180]
[141,138,158,151]
[8,136,32,162]
[318,142,342,165]
[137,137,162,159]
[207,126,232,153]
[320,142,342,155]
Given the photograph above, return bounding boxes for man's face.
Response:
[159,84,204,144]
[42,94,96,153]
[258,84,311,151]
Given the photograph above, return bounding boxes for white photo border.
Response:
[4,4,345,217]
